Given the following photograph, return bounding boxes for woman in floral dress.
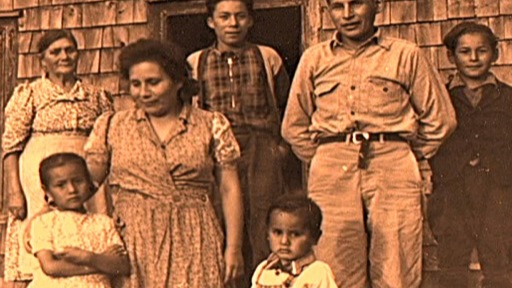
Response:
[85,39,244,287]
[2,29,113,287]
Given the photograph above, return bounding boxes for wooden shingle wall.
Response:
[2,0,512,105]
[320,0,512,84]
[0,0,150,110]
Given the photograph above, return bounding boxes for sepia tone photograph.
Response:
[0,0,511,287]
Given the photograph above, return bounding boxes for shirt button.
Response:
[475,134,479,139]
[160,144,166,149]
[350,85,356,90]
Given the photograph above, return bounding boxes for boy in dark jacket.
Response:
[429,22,512,288]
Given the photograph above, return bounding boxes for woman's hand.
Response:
[5,153,26,220]
[8,189,27,220]
[223,246,244,284]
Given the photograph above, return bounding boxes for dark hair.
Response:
[206,0,254,17]
[443,22,499,53]
[39,153,92,188]
[266,194,323,242]
[119,39,199,103]
[37,29,78,54]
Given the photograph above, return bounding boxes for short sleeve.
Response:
[84,112,114,169]
[30,215,54,255]
[211,112,240,167]
[2,83,35,157]
[103,217,124,248]
[98,89,114,114]
[309,262,338,288]
[250,260,267,287]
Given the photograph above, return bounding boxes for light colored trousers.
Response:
[308,140,422,288]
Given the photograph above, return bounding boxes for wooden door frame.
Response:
[147,0,315,50]
[0,11,20,260]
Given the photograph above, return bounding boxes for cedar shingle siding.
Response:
[1,0,512,108]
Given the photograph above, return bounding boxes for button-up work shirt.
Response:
[282,31,457,162]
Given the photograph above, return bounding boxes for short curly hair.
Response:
[266,194,323,242]
[119,39,199,102]
[206,0,254,17]
[443,22,498,53]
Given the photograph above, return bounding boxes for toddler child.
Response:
[251,194,337,287]
[27,152,130,287]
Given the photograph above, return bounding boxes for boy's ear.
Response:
[447,50,455,64]
[314,230,323,245]
[247,14,254,29]
[492,47,499,63]
[207,17,215,30]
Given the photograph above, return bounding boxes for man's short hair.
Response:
[206,0,254,17]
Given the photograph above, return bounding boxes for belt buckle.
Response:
[352,131,370,144]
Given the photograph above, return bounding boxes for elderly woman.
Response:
[85,39,244,287]
[2,29,113,286]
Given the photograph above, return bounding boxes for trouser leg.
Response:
[308,143,368,288]
[363,142,423,288]
[433,177,474,288]
[467,168,512,288]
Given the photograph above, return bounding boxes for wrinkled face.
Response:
[448,32,497,81]
[43,162,92,212]
[328,0,380,48]
[129,61,183,117]
[40,38,78,77]
[207,0,253,50]
[267,210,316,264]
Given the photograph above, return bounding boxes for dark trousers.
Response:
[429,164,512,288]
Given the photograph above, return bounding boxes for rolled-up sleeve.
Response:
[408,48,457,160]
[281,50,318,163]
[2,83,35,157]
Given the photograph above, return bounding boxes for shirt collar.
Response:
[208,41,253,57]
[41,75,87,101]
[264,251,316,276]
[448,72,498,90]
[330,28,391,51]
[135,103,194,125]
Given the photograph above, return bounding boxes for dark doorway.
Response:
[165,6,302,80]
[165,6,305,194]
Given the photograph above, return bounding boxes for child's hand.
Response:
[224,246,244,284]
[54,247,93,265]
[103,245,127,257]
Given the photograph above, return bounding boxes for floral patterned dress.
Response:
[85,104,240,288]
[2,77,113,281]
[28,210,125,288]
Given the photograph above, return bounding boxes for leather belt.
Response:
[317,132,407,169]
[317,132,407,145]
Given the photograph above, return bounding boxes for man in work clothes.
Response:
[281,0,457,287]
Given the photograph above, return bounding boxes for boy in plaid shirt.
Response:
[187,0,290,284]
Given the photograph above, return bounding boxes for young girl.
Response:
[429,22,512,288]
[252,194,337,287]
[27,153,129,288]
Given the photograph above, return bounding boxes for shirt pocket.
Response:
[366,76,406,116]
[314,82,341,116]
